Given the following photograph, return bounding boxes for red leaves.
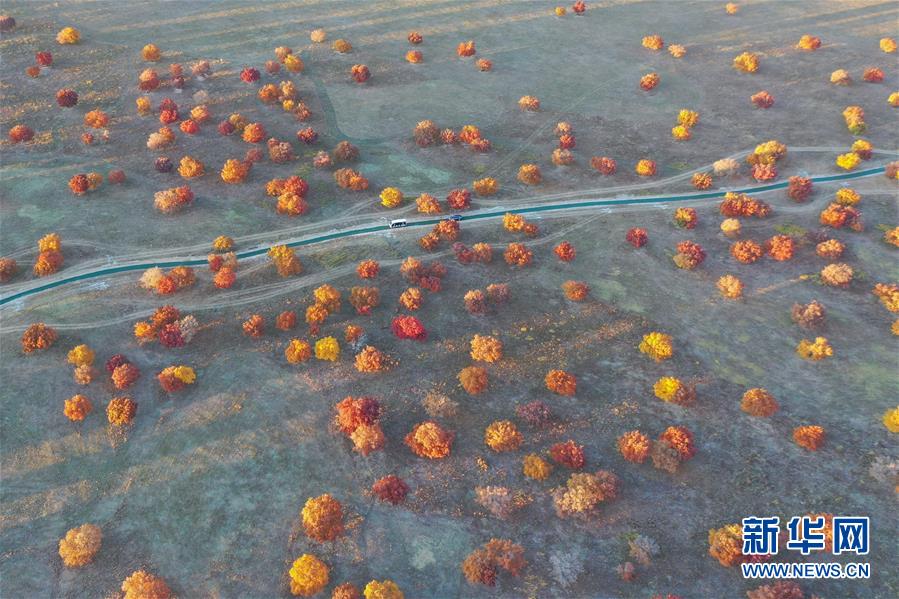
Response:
[391,315,427,341]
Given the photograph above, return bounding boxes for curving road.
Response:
[0,165,886,308]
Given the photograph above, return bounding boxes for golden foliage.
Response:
[470,334,503,363]
[642,35,664,50]
[67,344,95,367]
[653,377,695,406]
[517,164,541,185]
[733,52,759,73]
[315,337,340,361]
[522,454,553,480]
[635,159,656,176]
[350,423,385,456]
[363,580,403,599]
[796,337,833,361]
[355,346,388,373]
[473,177,498,196]
[820,263,853,288]
[873,283,899,313]
[288,554,330,597]
[617,431,651,463]
[717,274,744,299]
[107,396,137,425]
[379,187,403,208]
[708,524,743,567]
[302,494,344,541]
[58,524,101,567]
[121,570,171,599]
[285,339,312,364]
[56,27,80,44]
[64,394,93,422]
[269,245,302,276]
[882,407,899,433]
[553,470,619,517]
[405,421,454,459]
[639,332,673,361]
[484,420,523,452]
[220,159,249,184]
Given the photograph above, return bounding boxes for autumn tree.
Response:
[486,283,509,305]
[121,570,171,599]
[484,420,523,452]
[288,554,330,597]
[269,245,302,276]
[554,241,576,262]
[545,369,577,395]
[504,243,532,266]
[793,425,825,450]
[355,345,388,373]
[458,365,488,395]
[550,440,585,469]
[276,310,298,330]
[516,400,551,427]
[673,240,706,269]
[740,388,779,417]
[58,524,102,567]
[618,430,651,463]
[242,314,265,338]
[21,323,57,353]
[372,475,409,505]
[64,394,93,422]
[391,315,427,340]
[350,424,386,456]
[553,471,619,517]
[791,300,825,329]
[356,259,380,279]
[285,339,312,364]
[301,494,344,541]
[405,421,454,458]
[315,336,340,361]
[626,228,648,248]
[350,286,380,315]
[111,362,141,390]
[522,454,553,480]
[708,524,744,567]
[157,365,197,392]
[652,376,696,406]
[562,281,589,301]
[470,334,502,363]
[362,580,403,599]
[399,287,422,311]
[107,396,137,425]
[639,332,673,361]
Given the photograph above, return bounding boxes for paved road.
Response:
[0,165,886,307]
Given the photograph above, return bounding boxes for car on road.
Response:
[449,214,463,221]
